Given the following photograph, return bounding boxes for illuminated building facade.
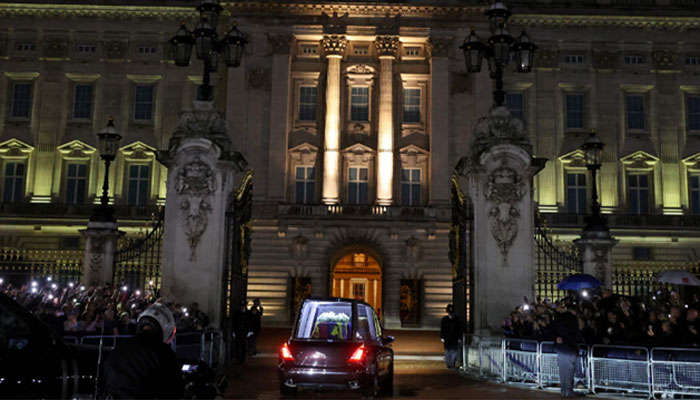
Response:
[1,1,700,328]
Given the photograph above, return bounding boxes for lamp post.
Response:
[582,129,607,232]
[169,0,247,101]
[460,1,537,107]
[91,118,121,222]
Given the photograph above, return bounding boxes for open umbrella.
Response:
[557,273,602,291]
[655,270,700,286]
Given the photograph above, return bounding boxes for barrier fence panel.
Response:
[503,339,539,385]
[539,342,590,391]
[590,344,650,396]
[651,347,700,398]
[482,344,504,379]
[80,335,133,348]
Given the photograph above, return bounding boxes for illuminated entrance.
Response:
[331,252,382,313]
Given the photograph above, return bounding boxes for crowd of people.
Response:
[503,288,700,348]
[1,277,210,337]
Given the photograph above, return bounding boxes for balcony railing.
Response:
[278,203,449,221]
[0,202,161,219]
[540,212,700,230]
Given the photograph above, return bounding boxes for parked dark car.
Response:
[278,297,394,397]
[0,291,109,399]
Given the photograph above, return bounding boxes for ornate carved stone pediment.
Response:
[288,142,319,164]
[342,143,375,163]
[472,106,531,158]
[121,141,156,161]
[559,149,587,169]
[399,144,429,167]
[57,139,96,159]
[683,152,700,171]
[347,64,375,75]
[171,101,230,154]
[620,150,659,170]
[0,138,34,157]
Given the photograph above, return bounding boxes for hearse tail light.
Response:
[348,344,366,362]
[280,343,294,361]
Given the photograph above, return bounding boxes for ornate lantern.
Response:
[169,24,194,67]
[485,1,511,34]
[512,31,538,73]
[488,27,514,65]
[460,30,486,73]
[194,18,216,61]
[221,25,247,68]
[197,0,223,31]
[97,118,122,162]
[582,129,604,169]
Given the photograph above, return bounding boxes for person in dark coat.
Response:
[553,303,582,398]
[232,299,251,364]
[103,303,184,399]
[440,304,463,368]
[247,298,263,356]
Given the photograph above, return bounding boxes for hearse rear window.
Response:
[295,301,353,340]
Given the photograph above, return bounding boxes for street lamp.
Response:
[459,0,537,107]
[91,118,121,222]
[169,0,247,101]
[581,129,607,231]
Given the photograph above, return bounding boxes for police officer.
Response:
[103,303,185,398]
[554,303,582,398]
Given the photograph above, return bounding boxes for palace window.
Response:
[300,44,318,56]
[76,43,96,53]
[137,46,157,55]
[350,87,369,122]
[348,167,368,204]
[626,94,646,130]
[127,164,150,205]
[2,162,25,203]
[628,173,650,214]
[566,172,587,214]
[73,84,93,119]
[401,168,421,206]
[403,88,421,123]
[686,56,700,66]
[691,175,700,214]
[353,45,369,56]
[10,82,32,118]
[564,54,584,64]
[65,163,87,205]
[565,93,584,129]
[506,93,524,120]
[295,166,315,204]
[15,42,35,52]
[298,86,317,122]
[624,55,645,65]
[405,47,421,57]
[134,85,154,121]
[688,95,700,131]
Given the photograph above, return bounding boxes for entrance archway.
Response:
[331,252,382,312]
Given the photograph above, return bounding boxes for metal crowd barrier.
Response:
[66,330,222,367]
[539,342,590,392]
[651,347,700,398]
[467,340,700,398]
[502,338,539,385]
[589,344,651,395]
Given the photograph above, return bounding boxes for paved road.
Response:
[223,356,561,399]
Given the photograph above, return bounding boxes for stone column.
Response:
[575,231,618,289]
[266,34,292,202]
[321,35,346,205]
[457,106,546,338]
[159,100,247,329]
[429,38,452,204]
[79,221,124,286]
[375,36,398,206]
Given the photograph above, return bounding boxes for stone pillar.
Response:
[159,100,247,329]
[458,106,546,338]
[429,38,452,204]
[575,233,618,289]
[266,34,292,202]
[79,221,124,286]
[375,36,398,206]
[321,35,346,205]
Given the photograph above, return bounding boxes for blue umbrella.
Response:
[557,274,602,291]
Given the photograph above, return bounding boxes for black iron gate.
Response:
[113,209,164,290]
[221,170,253,363]
[450,175,473,334]
[534,213,583,302]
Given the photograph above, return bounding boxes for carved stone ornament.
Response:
[405,236,424,264]
[175,156,217,261]
[593,50,618,70]
[347,64,375,75]
[485,164,526,266]
[472,106,532,158]
[652,50,679,70]
[248,67,269,90]
[592,245,608,283]
[268,33,292,55]
[321,12,349,35]
[322,35,347,57]
[376,13,401,36]
[534,49,558,69]
[42,38,68,58]
[172,101,228,145]
[103,40,128,60]
[289,234,310,265]
[375,36,399,58]
[428,37,451,58]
